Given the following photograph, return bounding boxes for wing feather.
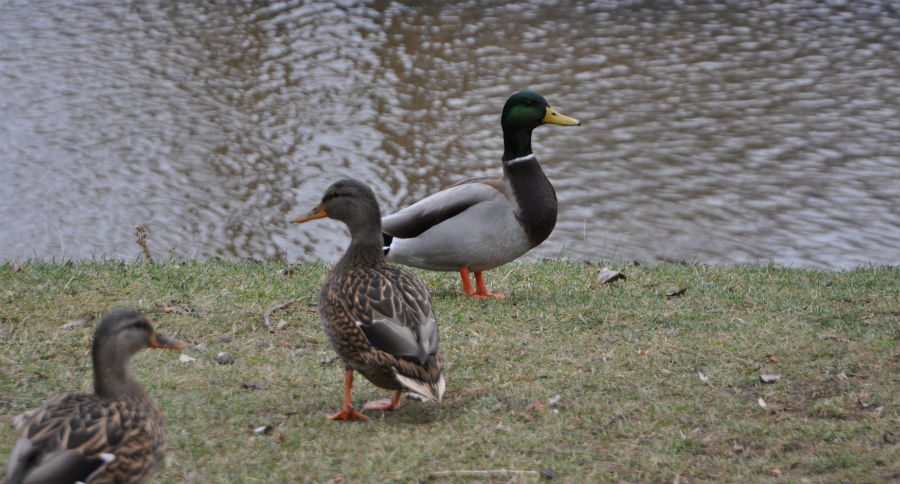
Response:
[336,266,439,366]
[5,393,159,484]
[382,178,505,238]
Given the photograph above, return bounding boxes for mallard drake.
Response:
[292,179,445,422]
[4,310,184,484]
[381,91,580,299]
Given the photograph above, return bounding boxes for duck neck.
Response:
[501,142,558,248]
[502,125,535,162]
[93,340,146,401]
[336,212,386,270]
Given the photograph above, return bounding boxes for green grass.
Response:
[1,260,898,482]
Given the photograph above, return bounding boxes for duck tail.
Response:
[394,372,445,403]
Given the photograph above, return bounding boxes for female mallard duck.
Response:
[292,179,445,422]
[381,91,580,299]
[4,310,184,484]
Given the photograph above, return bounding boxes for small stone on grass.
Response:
[597,267,625,284]
[760,374,781,384]
[62,318,90,330]
[215,351,234,365]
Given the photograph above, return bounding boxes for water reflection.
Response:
[1,1,898,267]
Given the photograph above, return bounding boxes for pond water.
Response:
[2,1,898,268]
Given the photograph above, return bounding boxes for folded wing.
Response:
[382,178,505,239]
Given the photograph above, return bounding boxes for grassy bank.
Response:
[1,260,898,482]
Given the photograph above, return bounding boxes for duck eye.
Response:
[326,191,348,201]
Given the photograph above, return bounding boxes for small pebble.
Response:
[760,374,781,384]
[597,267,625,284]
[215,351,234,365]
[62,318,89,330]
[218,333,234,343]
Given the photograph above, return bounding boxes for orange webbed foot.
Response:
[459,268,507,299]
[328,369,369,421]
[327,408,369,422]
[473,271,506,299]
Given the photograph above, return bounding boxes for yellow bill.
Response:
[544,106,581,126]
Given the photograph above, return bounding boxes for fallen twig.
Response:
[134,225,153,263]
[263,300,300,332]
[425,469,542,481]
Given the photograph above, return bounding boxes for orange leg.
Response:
[458,267,477,296]
[459,268,506,299]
[363,390,403,412]
[327,369,369,422]
[474,271,506,299]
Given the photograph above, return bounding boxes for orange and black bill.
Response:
[291,205,328,224]
[150,333,186,350]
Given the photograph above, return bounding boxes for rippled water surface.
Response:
[2,1,898,268]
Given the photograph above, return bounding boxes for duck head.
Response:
[292,179,386,266]
[93,309,185,357]
[502,91,580,130]
[501,91,580,161]
[92,309,184,398]
[291,179,382,237]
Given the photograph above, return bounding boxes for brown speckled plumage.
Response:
[320,264,443,393]
[4,310,183,484]
[292,179,445,420]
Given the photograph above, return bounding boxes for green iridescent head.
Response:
[501,91,580,133]
[500,91,580,161]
